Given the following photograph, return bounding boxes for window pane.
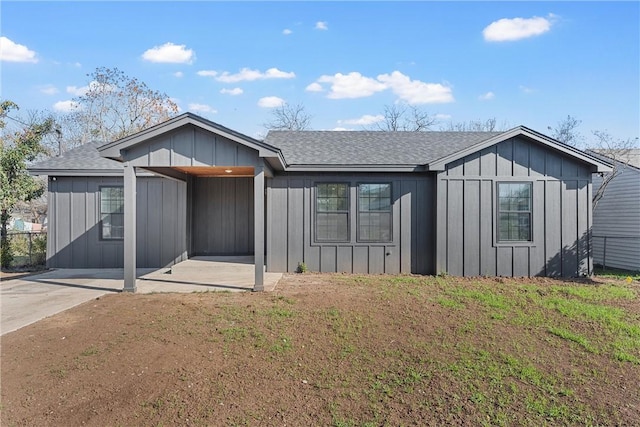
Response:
[316,183,349,241]
[316,212,348,241]
[358,184,392,242]
[101,187,124,240]
[498,183,532,242]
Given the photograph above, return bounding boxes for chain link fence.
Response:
[2,231,47,268]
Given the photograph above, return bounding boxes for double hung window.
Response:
[358,183,392,242]
[315,183,349,242]
[100,186,124,240]
[497,182,532,242]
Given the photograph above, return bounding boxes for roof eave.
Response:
[283,164,427,173]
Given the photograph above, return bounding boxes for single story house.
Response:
[29,113,612,291]
[590,153,640,271]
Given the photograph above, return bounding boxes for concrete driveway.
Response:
[1,258,281,336]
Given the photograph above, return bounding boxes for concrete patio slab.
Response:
[1,257,282,335]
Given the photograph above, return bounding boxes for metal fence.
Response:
[3,231,47,268]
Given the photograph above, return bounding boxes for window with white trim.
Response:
[497,182,532,242]
[358,183,392,242]
[100,186,124,240]
[315,183,349,242]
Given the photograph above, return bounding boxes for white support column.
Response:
[254,166,265,291]
[123,162,137,292]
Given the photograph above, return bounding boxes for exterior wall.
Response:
[267,173,434,274]
[592,166,640,271]
[190,177,254,256]
[47,176,187,268]
[436,136,593,278]
[126,125,261,167]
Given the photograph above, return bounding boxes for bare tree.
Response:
[264,103,312,131]
[549,115,583,147]
[440,118,508,132]
[374,104,436,131]
[589,131,638,210]
[67,67,179,143]
[549,115,638,210]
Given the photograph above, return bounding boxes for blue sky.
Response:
[2,1,638,143]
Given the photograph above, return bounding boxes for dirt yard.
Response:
[2,274,639,426]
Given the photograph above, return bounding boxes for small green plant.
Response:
[296,262,307,273]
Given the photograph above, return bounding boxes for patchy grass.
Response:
[2,274,639,426]
[595,266,640,281]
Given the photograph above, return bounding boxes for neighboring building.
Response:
[29,113,612,291]
[590,153,640,271]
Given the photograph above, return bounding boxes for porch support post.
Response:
[254,166,265,291]
[123,162,137,292]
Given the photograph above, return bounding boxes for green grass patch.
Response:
[548,327,597,353]
[595,267,640,280]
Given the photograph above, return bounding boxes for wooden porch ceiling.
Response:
[172,166,255,177]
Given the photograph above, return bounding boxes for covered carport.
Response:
[98,113,285,292]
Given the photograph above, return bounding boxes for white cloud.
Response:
[435,113,452,120]
[483,15,554,42]
[173,71,184,78]
[142,42,195,64]
[39,85,59,95]
[331,127,351,131]
[188,103,217,114]
[479,91,495,100]
[339,114,384,126]
[220,87,243,96]
[66,85,88,96]
[197,70,218,77]
[310,70,454,104]
[317,72,386,99]
[53,100,78,112]
[66,80,116,97]
[305,82,324,92]
[519,85,536,94]
[215,67,295,83]
[283,29,293,35]
[0,36,38,63]
[377,71,454,104]
[315,21,328,30]
[66,84,90,96]
[258,96,285,108]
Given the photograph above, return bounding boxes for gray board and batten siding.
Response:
[191,177,255,256]
[47,176,187,268]
[436,136,594,278]
[267,173,434,275]
[121,125,263,169]
[32,114,613,283]
[592,162,640,271]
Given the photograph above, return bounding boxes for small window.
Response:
[316,183,349,242]
[497,182,532,242]
[358,183,392,242]
[100,186,124,240]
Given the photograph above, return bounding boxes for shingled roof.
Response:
[29,141,123,175]
[264,130,500,166]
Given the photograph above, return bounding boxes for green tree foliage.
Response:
[0,101,53,267]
